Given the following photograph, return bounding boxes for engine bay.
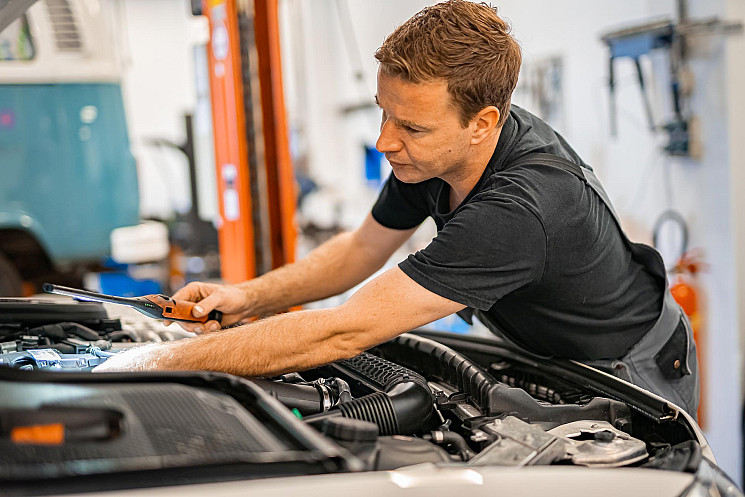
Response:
[0,298,707,494]
[263,332,701,472]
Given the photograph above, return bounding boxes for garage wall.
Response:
[727,0,745,391]
[279,0,744,481]
[726,0,745,480]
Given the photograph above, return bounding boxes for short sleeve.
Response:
[398,194,547,310]
[371,174,432,230]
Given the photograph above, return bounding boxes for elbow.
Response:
[325,299,402,363]
[325,312,375,361]
[329,331,369,361]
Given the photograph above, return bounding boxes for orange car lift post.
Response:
[204,0,296,283]
[254,0,297,269]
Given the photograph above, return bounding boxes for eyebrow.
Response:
[396,118,428,131]
[374,95,430,131]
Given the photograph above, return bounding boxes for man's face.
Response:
[375,70,474,184]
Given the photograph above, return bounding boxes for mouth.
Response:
[387,159,408,168]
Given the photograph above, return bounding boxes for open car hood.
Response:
[0,299,739,496]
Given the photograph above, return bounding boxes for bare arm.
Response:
[170,214,417,331]
[237,213,416,316]
[95,267,465,376]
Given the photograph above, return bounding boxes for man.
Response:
[96,0,699,417]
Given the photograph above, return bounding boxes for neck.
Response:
[447,127,502,210]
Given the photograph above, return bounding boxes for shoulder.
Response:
[452,186,548,242]
[488,150,587,193]
[505,106,591,171]
[467,159,587,230]
[481,161,570,203]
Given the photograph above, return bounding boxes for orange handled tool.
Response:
[43,284,222,325]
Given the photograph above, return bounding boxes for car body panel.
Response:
[60,465,696,497]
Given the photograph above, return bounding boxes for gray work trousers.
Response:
[583,291,700,419]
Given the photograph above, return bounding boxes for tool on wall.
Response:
[601,0,741,157]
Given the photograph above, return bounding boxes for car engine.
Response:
[258,332,697,472]
[0,298,709,494]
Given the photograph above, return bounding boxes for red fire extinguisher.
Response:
[669,249,706,426]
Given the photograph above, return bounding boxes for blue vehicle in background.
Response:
[0,1,139,295]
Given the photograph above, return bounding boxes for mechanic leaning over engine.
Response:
[95,0,699,418]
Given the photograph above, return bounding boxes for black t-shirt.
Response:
[371,106,662,360]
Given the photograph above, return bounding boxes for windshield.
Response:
[0,14,35,61]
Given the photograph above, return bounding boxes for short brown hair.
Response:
[375,0,521,127]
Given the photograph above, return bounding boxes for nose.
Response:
[376,119,403,154]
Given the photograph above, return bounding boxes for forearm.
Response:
[154,308,367,377]
[237,230,386,316]
[96,268,465,376]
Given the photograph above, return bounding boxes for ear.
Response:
[470,106,500,144]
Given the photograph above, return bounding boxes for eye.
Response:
[404,125,422,134]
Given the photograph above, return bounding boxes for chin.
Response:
[391,165,426,184]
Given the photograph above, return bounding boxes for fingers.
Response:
[168,281,219,332]
[176,321,206,334]
[167,281,232,333]
[176,319,221,335]
[204,320,221,333]
[172,281,212,302]
[171,283,196,302]
[190,293,223,318]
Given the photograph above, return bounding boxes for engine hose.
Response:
[336,353,430,393]
[376,333,632,427]
[306,377,433,435]
[424,430,474,461]
[254,353,434,435]
[251,378,335,416]
[331,377,353,403]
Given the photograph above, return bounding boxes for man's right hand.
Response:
[165,281,252,333]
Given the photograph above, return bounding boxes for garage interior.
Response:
[1,0,745,493]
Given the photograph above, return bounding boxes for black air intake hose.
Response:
[306,353,434,435]
[251,379,335,416]
[375,333,632,428]
[336,353,430,392]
